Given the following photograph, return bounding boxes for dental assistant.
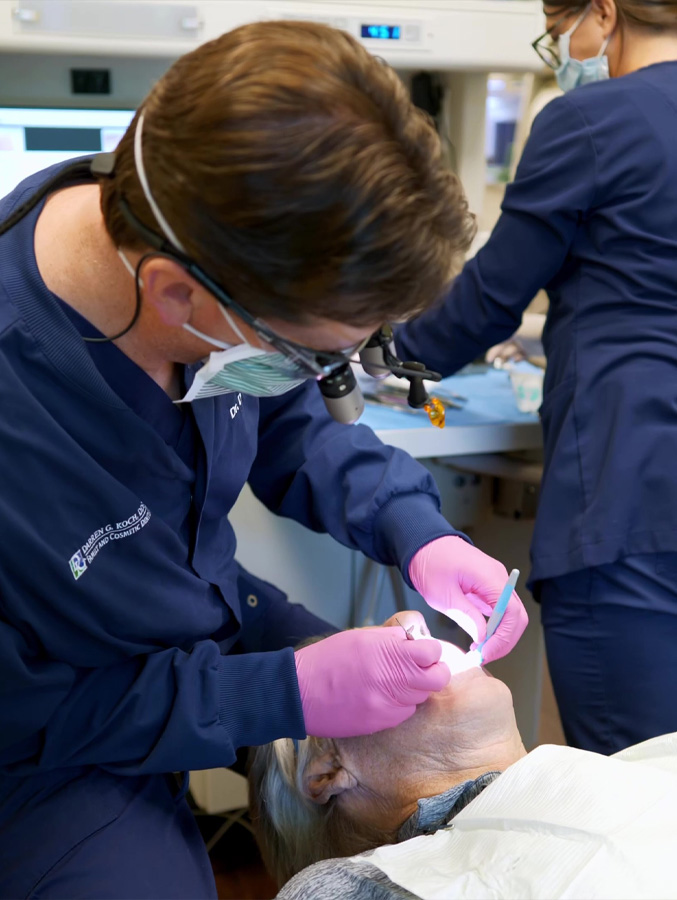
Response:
[0,21,527,900]
[396,0,677,755]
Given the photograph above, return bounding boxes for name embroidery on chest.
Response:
[230,392,244,420]
[68,503,152,580]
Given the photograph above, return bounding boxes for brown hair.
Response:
[544,0,677,31]
[100,21,475,326]
[248,736,397,887]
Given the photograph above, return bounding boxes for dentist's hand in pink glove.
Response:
[409,536,528,664]
[295,627,450,738]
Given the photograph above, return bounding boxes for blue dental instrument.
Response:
[477,568,520,659]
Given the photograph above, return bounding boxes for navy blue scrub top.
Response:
[397,61,677,588]
[56,298,201,548]
[0,162,459,779]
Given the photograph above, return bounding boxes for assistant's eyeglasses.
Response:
[531,10,576,70]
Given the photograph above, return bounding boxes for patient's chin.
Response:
[437,664,514,718]
[440,660,486,693]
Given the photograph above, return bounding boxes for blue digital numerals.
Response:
[361,24,401,40]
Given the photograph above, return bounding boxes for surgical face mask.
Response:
[555,7,611,93]
[179,305,310,403]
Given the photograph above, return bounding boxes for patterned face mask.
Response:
[179,305,311,403]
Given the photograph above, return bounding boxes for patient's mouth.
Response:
[395,618,483,678]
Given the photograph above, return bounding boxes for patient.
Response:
[250,613,677,900]
[248,610,526,886]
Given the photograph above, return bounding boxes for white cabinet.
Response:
[0,0,544,71]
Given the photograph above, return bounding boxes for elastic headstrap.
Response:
[133,112,187,253]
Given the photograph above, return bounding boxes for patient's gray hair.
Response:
[248,734,397,886]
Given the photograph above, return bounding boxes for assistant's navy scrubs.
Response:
[397,61,677,755]
[0,165,460,899]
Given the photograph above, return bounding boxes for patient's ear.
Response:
[303,751,358,805]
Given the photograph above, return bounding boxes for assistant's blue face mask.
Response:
[556,6,611,93]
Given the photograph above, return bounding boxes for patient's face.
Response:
[377,611,514,740]
[327,611,520,832]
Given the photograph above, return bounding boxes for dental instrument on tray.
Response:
[371,381,467,406]
[364,386,465,411]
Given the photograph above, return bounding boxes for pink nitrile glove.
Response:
[409,535,528,665]
[294,627,451,738]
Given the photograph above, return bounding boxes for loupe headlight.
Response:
[318,364,365,425]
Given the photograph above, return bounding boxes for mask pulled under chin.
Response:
[176,342,309,403]
[555,31,611,92]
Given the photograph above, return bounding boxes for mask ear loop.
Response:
[558,2,592,58]
[567,2,592,37]
[82,252,149,344]
[182,295,254,351]
[117,248,143,287]
[182,320,233,351]
[217,302,249,344]
[598,32,612,57]
[83,110,179,346]
[82,110,188,346]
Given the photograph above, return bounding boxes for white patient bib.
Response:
[360,733,677,900]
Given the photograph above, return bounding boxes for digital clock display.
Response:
[360,24,401,40]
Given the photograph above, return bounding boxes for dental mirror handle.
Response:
[483,568,520,642]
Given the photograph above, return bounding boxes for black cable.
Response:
[82,251,155,343]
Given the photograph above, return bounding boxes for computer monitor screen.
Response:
[0,107,134,200]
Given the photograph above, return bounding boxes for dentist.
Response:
[0,21,526,900]
[396,1,677,755]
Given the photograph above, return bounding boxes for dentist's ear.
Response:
[141,258,200,327]
[303,750,358,805]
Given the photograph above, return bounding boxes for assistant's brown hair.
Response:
[544,0,677,30]
[100,20,475,326]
